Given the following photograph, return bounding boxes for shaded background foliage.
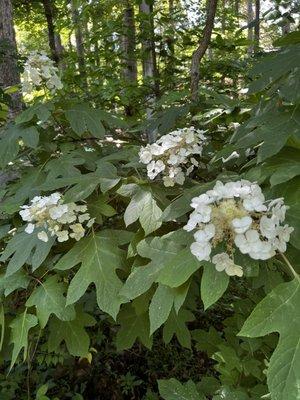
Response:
[0,0,299,399]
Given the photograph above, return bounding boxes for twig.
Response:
[279,252,300,284]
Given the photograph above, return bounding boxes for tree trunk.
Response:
[165,0,176,84]
[121,0,137,116]
[247,0,254,54]
[167,0,175,57]
[221,0,226,33]
[190,0,218,101]
[254,0,260,52]
[235,0,239,19]
[41,0,62,64]
[71,0,87,85]
[139,0,159,142]
[0,0,22,116]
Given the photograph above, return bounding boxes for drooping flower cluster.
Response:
[22,52,63,94]
[20,193,94,243]
[184,180,294,277]
[139,127,207,187]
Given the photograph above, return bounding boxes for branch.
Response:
[190,0,218,101]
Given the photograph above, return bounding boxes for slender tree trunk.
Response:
[91,15,100,67]
[247,0,254,54]
[167,0,175,57]
[54,33,65,69]
[41,0,61,64]
[190,0,218,101]
[0,0,22,116]
[165,0,176,84]
[121,0,137,116]
[221,0,226,33]
[235,0,239,19]
[254,0,260,52]
[139,0,159,142]
[71,0,87,85]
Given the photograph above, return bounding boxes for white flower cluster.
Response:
[20,193,94,243]
[139,127,207,187]
[22,51,63,94]
[184,180,294,277]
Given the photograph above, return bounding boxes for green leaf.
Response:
[157,247,200,288]
[200,262,229,310]
[15,102,54,124]
[212,386,251,400]
[9,310,38,370]
[257,147,300,187]
[0,304,4,352]
[158,378,204,400]
[120,237,179,301]
[149,284,175,335]
[116,303,152,350]
[55,231,125,319]
[48,309,95,357]
[234,105,300,161]
[163,308,194,348]
[192,327,222,356]
[44,151,84,183]
[274,31,300,46]
[26,275,75,328]
[239,280,300,400]
[0,270,30,297]
[149,283,190,334]
[0,124,39,167]
[89,200,116,218]
[0,231,55,277]
[123,187,162,235]
[65,104,105,138]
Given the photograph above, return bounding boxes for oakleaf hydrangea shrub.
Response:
[22,51,63,94]
[139,126,207,186]
[184,180,293,277]
[0,37,299,400]
[20,192,94,242]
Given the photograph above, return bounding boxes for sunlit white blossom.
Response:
[22,51,63,94]
[184,180,294,277]
[20,192,94,243]
[139,127,207,186]
[212,253,243,277]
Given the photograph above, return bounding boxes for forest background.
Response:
[0,0,299,399]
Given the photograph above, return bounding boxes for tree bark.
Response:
[139,0,159,142]
[247,0,254,54]
[71,0,87,85]
[0,0,22,116]
[41,0,61,64]
[254,0,260,52]
[121,0,137,116]
[190,0,218,101]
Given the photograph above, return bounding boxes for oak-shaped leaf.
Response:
[48,309,95,357]
[55,231,126,319]
[239,280,300,400]
[9,311,38,370]
[120,236,179,301]
[0,231,55,277]
[116,303,152,351]
[0,124,39,168]
[149,282,189,335]
[26,275,75,328]
[121,184,162,235]
[163,308,194,349]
